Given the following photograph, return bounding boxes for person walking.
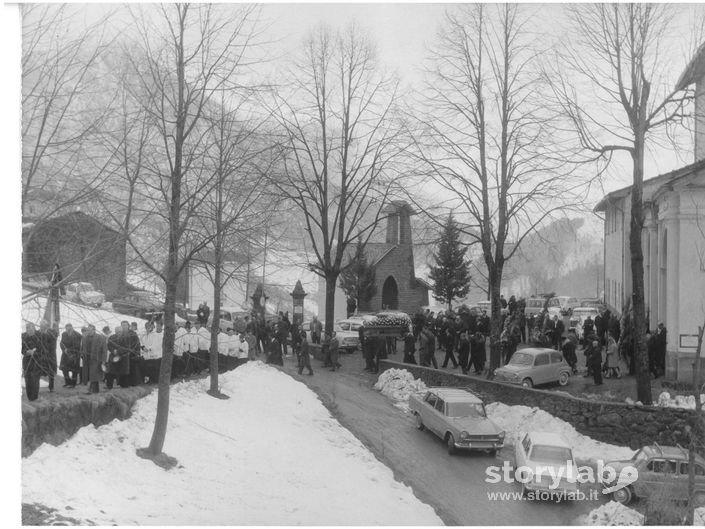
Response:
[309,316,322,345]
[420,329,438,369]
[654,322,667,376]
[561,337,578,374]
[403,330,417,364]
[266,335,283,366]
[297,331,314,376]
[605,332,621,379]
[59,323,81,388]
[585,337,603,386]
[457,331,470,374]
[80,324,108,394]
[329,331,340,371]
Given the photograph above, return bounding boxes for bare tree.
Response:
[546,4,701,404]
[196,96,273,397]
[268,24,404,335]
[122,3,262,464]
[410,4,581,374]
[21,5,115,228]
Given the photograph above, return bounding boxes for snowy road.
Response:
[282,352,606,526]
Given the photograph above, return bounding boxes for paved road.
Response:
[279,350,606,526]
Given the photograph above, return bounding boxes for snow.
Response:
[374,368,428,411]
[22,290,150,331]
[374,368,634,464]
[656,391,705,410]
[22,362,443,526]
[485,402,635,464]
[582,501,644,526]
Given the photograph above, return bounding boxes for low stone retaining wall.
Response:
[379,360,699,451]
[22,387,152,457]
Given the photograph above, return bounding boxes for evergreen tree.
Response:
[339,242,377,314]
[429,215,471,310]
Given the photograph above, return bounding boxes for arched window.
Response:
[382,276,399,310]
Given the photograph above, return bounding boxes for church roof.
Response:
[363,242,399,265]
[676,41,705,91]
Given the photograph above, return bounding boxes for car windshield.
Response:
[531,445,573,465]
[631,449,648,464]
[509,352,534,366]
[548,299,560,307]
[446,402,486,418]
[528,300,543,307]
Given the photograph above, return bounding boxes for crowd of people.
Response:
[20,308,310,401]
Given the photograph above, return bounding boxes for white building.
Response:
[594,44,705,381]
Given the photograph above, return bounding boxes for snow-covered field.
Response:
[22,362,442,526]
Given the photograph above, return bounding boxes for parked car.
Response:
[545,297,563,318]
[524,297,547,318]
[601,444,705,506]
[568,307,600,337]
[580,298,606,311]
[514,432,578,498]
[494,348,571,388]
[552,296,580,316]
[112,290,164,319]
[409,387,505,455]
[210,306,251,332]
[335,319,362,352]
[64,282,105,307]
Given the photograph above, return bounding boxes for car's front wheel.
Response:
[611,486,633,505]
[558,372,569,386]
[414,413,424,431]
[446,433,457,455]
[521,378,533,388]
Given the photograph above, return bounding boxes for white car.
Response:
[513,432,578,499]
[64,282,105,307]
[568,307,600,337]
[335,319,362,352]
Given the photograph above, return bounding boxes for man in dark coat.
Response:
[647,331,659,378]
[276,314,289,358]
[441,317,458,369]
[470,332,486,374]
[403,330,417,364]
[59,323,82,388]
[553,316,565,351]
[117,321,140,387]
[106,326,125,389]
[22,323,45,401]
[561,337,578,374]
[457,331,470,374]
[297,331,313,376]
[38,320,58,392]
[266,335,283,366]
[196,302,210,325]
[80,324,108,394]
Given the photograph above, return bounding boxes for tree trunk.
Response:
[147,267,177,455]
[488,268,503,376]
[324,271,338,337]
[209,258,221,394]
[630,136,652,405]
[686,324,704,525]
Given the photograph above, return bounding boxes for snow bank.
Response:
[374,368,427,412]
[697,507,705,525]
[582,501,644,526]
[22,362,442,526]
[656,391,705,410]
[485,402,634,464]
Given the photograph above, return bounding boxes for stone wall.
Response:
[22,387,152,457]
[379,360,700,452]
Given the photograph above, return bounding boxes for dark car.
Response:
[112,290,164,319]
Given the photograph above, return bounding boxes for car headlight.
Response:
[459,431,470,441]
[498,431,505,441]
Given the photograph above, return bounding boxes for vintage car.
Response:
[524,297,546,318]
[494,348,571,388]
[211,306,251,332]
[568,307,600,337]
[514,432,578,498]
[601,444,705,506]
[552,296,580,316]
[112,290,164,319]
[64,282,105,307]
[409,387,505,455]
[335,319,362,352]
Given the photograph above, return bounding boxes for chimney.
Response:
[386,212,399,244]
